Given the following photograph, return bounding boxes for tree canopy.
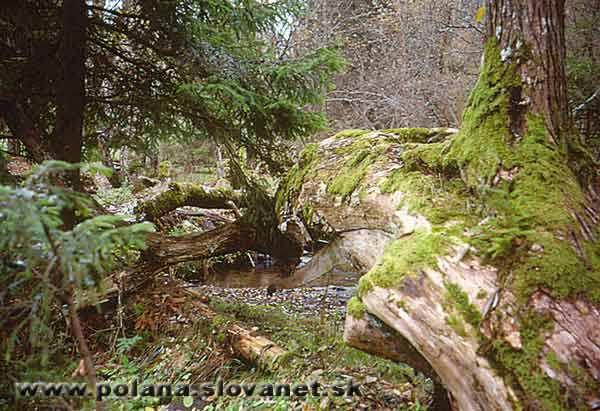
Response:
[0,0,343,174]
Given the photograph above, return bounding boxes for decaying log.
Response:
[136,175,160,188]
[142,221,259,267]
[135,182,244,222]
[288,229,392,287]
[142,219,302,267]
[183,288,286,369]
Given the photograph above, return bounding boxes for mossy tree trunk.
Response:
[334,1,600,410]
[271,1,599,409]
[134,182,245,223]
[487,0,569,142]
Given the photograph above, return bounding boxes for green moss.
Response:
[327,137,389,200]
[567,361,599,393]
[158,160,170,178]
[435,38,598,303]
[301,203,314,223]
[275,143,319,214]
[445,314,468,338]
[380,128,440,143]
[328,150,374,198]
[444,282,482,328]
[347,296,366,318]
[444,39,519,185]
[401,140,453,173]
[358,230,449,297]
[396,299,407,311]
[136,182,188,218]
[211,314,231,328]
[490,313,566,411]
[544,351,561,374]
[508,115,584,230]
[333,129,370,139]
[381,170,475,226]
[136,182,235,221]
[514,233,600,302]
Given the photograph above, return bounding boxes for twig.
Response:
[66,287,104,411]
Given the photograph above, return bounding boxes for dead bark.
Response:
[142,221,260,267]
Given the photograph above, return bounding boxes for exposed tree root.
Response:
[344,312,450,410]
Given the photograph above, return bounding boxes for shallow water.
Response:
[204,265,359,289]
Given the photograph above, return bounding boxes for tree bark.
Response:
[487,0,569,142]
[54,0,87,189]
[141,221,261,267]
[135,182,244,223]
[344,312,450,410]
[0,97,50,163]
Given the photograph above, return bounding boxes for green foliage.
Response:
[0,161,154,376]
[158,160,171,179]
[2,0,343,175]
[116,335,144,356]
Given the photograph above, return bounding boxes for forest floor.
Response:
[86,275,432,411]
[77,183,434,410]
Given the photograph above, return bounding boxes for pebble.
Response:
[192,284,356,316]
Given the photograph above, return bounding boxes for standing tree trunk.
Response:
[487,0,569,143]
[54,0,87,190]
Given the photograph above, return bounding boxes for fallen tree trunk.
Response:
[183,287,286,369]
[142,221,259,266]
[135,182,244,222]
[270,2,600,409]
[79,281,286,371]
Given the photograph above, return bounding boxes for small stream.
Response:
[192,264,358,316]
[203,264,359,288]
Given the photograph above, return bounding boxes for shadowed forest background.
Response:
[1,0,599,410]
